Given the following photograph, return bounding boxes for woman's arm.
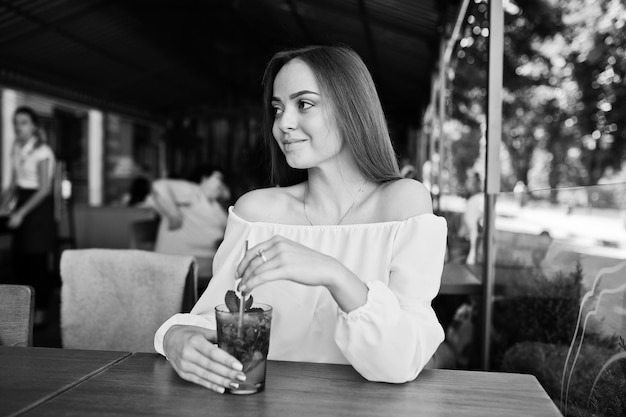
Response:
[151,180,184,230]
[236,180,446,383]
[154,210,251,393]
[236,180,433,314]
[0,171,16,214]
[8,159,52,228]
[231,188,368,311]
[332,180,445,383]
[237,235,369,312]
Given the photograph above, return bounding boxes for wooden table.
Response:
[0,347,130,417]
[11,350,562,417]
[440,262,482,295]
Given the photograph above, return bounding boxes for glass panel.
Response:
[489,184,626,417]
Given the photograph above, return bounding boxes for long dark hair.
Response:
[261,45,401,186]
[14,106,46,149]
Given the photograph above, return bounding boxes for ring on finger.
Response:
[257,249,267,264]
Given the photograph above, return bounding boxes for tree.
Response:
[449,0,565,192]
[563,0,626,185]
[449,0,626,193]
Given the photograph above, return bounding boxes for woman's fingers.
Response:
[236,239,277,277]
[178,359,242,393]
[239,266,285,294]
[167,328,245,393]
[177,366,226,393]
[237,247,280,291]
[237,237,329,292]
[194,340,244,374]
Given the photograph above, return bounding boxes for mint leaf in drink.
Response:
[224,290,255,313]
[225,290,240,313]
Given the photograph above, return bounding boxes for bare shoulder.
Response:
[233,185,300,223]
[378,179,433,221]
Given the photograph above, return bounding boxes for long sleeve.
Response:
[333,215,447,383]
[154,212,249,355]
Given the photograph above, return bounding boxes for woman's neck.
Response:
[16,136,35,146]
[304,166,373,225]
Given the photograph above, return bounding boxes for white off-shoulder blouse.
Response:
[154,207,447,383]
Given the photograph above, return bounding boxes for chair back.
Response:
[129,217,160,251]
[0,284,34,347]
[60,249,197,352]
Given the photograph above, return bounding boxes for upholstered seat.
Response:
[0,284,34,347]
[60,249,197,352]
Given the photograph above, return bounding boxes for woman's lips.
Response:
[282,139,307,149]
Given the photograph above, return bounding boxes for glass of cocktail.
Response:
[215,303,272,394]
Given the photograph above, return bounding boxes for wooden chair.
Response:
[60,249,197,352]
[0,284,34,347]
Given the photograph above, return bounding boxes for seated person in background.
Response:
[151,165,230,278]
[125,176,153,208]
[154,45,447,393]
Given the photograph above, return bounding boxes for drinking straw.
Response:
[237,240,249,338]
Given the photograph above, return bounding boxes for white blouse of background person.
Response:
[152,174,229,277]
[12,138,56,189]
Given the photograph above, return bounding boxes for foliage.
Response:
[565,0,626,184]
[447,0,626,193]
[491,262,584,367]
[501,341,626,417]
[495,261,626,416]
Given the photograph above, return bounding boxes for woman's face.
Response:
[271,59,345,170]
[14,113,36,141]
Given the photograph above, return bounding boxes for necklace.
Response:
[303,179,368,226]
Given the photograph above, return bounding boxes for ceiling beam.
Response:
[0,0,108,47]
[109,1,256,102]
[358,0,380,82]
[285,0,316,44]
[0,1,196,98]
[0,67,156,120]
[0,1,146,74]
[292,0,438,44]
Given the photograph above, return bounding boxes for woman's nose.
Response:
[278,106,297,132]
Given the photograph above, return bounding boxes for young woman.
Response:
[0,106,56,324]
[154,45,447,392]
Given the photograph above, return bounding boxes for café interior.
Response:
[0,1,624,416]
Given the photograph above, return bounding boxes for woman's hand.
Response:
[237,236,369,313]
[236,236,340,294]
[163,325,246,393]
[7,211,24,229]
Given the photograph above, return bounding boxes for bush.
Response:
[491,262,583,367]
[495,261,626,417]
[501,340,626,417]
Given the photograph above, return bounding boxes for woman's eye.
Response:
[298,100,313,111]
[273,106,283,116]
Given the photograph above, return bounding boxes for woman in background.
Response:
[0,106,57,325]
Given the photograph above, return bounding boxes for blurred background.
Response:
[0,1,624,416]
